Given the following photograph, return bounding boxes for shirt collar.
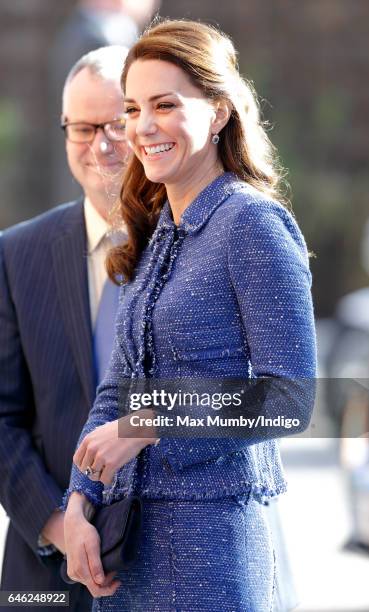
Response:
[84,197,110,254]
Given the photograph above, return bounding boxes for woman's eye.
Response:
[157,102,175,110]
[125,107,139,115]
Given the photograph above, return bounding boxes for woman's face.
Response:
[124,59,222,189]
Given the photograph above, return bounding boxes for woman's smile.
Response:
[142,142,176,158]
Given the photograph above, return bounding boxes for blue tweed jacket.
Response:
[64,173,316,508]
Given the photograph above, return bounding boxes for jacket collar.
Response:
[152,172,246,246]
[180,172,245,233]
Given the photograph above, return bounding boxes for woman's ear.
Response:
[211,99,231,135]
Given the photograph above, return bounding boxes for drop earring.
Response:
[212,133,220,144]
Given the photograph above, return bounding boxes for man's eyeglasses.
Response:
[61,118,126,144]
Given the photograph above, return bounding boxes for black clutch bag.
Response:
[60,495,142,584]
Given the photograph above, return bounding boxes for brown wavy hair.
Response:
[107,19,288,283]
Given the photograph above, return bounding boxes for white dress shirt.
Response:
[84,198,127,329]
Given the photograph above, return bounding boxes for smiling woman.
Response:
[107,20,286,283]
[63,19,317,612]
[123,59,227,194]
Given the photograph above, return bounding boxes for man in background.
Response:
[49,0,160,204]
[0,45,128,611]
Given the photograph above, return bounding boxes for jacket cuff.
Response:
[61,465,104,511]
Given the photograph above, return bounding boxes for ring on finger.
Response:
[84,465,102,478]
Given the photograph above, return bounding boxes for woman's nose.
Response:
[136,111,157,137]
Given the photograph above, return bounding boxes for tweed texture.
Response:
[63,172,316,508]
[92,492,275,612]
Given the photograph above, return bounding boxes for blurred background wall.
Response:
[1,0,368,317]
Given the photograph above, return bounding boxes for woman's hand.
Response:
[64,492,121,597]
[73,409,158,485]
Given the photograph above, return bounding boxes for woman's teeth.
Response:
[144,143,174,155]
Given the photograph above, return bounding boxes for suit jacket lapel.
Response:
[52,201,95,406]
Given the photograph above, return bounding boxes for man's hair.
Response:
[62,45,128,105]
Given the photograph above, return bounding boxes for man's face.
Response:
[62,68,128,204]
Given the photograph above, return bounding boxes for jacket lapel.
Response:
[52,201,95,406]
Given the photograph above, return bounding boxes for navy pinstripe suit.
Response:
[0,201,93,611]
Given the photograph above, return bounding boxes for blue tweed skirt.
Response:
[92,492,275,612]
